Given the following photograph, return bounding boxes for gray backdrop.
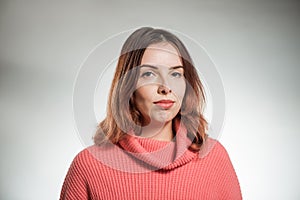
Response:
[0,0,299,199]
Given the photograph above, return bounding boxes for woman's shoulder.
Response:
[198,137,231,160]
[69,145,99,168]
[70,144,122,168]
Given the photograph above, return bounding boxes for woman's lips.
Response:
[153,100,175,109]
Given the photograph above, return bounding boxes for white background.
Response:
[0,0,299,199]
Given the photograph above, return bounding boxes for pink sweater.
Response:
[60,126,242,199]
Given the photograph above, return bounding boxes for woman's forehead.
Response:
[141,42,182,67]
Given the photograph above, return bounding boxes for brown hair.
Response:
[94,27,208,151]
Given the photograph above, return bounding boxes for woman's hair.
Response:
[94,27,208,151]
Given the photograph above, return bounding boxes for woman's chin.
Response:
[150,113,174,125]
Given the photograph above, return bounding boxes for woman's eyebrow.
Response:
[139,65,158,70]
[140,64,184,70]
[170,66,184,70]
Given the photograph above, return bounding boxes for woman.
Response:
[60,27,242,199]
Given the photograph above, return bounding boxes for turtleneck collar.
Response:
[117,119,198,171]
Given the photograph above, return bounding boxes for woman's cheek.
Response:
[173,81,186,101]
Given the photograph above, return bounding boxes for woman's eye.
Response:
[141,71,155,78]
[171,72,183,78]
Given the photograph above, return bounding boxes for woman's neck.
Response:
[139,120,174,141]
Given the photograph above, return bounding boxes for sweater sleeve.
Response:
[60,151,90,200]
[214,142,242,200]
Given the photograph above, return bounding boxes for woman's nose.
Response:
[157,84,172,95]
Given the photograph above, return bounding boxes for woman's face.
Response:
[133,42,186,125]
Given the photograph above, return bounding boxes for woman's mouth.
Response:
[153,100,175,109]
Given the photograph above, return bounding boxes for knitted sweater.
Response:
[60,125,242,199]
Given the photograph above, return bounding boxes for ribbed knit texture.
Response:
[60,124,242,199]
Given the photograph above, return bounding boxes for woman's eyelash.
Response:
[171,72,183,77]
[140,71,183,78]
[141,71,155,77]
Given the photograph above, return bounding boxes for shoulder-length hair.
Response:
[94,27,208,151]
